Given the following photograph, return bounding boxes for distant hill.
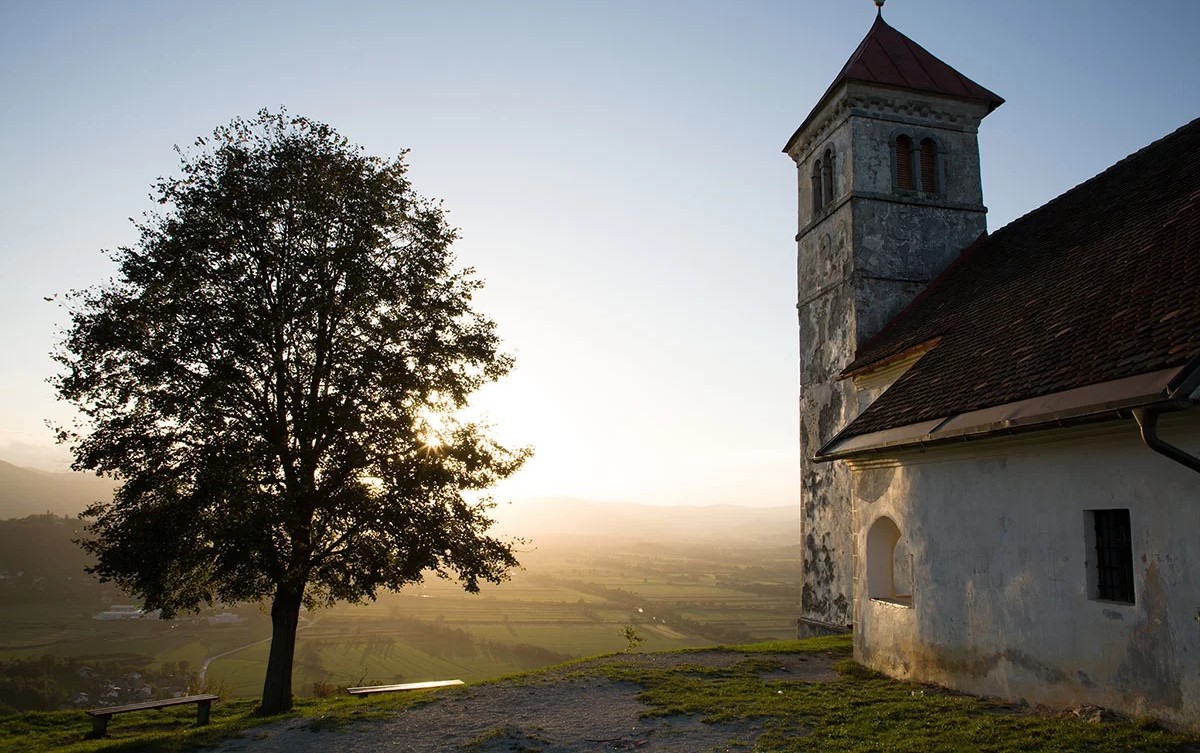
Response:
[0,513,96,578]
[491,497,798,547]
[0,460,115,519]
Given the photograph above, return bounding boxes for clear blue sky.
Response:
[1,0,1196,505]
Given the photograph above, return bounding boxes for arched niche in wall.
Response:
[866,515,912,606]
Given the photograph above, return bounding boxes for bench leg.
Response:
[87,714,111,739]
[197,700,212,726]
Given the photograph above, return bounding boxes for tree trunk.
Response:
[259,583,303,714]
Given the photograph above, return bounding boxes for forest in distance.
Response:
[0,468,800,712]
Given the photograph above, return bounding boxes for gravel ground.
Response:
[212,651,840,753]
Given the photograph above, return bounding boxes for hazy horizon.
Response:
[0,455,796,515]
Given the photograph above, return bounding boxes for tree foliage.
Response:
[53,109,529,712]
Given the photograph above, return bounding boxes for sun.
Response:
[418,406,448,450]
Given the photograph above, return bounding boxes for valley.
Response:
[0,493,800,707]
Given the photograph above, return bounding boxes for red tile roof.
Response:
[833,117,1200,442]
[785,16,1004,153]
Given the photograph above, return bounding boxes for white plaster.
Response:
[852,414,1200,729]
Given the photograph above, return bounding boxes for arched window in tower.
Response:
[811,158,823,215]
[919,138,938,194]
[895,134,915,191]
[822,148,835,206]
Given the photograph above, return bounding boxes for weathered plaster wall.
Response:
[852,416,1200,729]
[792,88,858,632]
[797,288,857,629]
[796,164,857,632]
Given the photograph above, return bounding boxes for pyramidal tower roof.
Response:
[784,14,1004,153]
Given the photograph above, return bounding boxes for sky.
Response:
[0,0,1196,507]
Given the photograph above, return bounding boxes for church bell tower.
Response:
[785,9,1003,634]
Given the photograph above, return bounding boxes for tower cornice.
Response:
[787,82,991,164]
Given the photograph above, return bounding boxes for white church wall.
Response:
[850,413,1200,729]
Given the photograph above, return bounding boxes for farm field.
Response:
[200,539,800,696]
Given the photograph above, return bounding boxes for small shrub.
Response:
[621,625,645,652]
[198,677,233,700]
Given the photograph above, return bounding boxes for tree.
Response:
[53,110,529,714]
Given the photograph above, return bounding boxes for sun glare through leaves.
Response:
[418,404,450,451]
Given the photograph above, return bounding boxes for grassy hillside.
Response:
[3,636,1197,753]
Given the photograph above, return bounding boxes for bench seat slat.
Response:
[87,694,220,716]
[346,679,463,695]
[85,694,220,739]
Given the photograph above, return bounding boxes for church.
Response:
[787,10,1200,728]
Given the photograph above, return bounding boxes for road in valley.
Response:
[198,615,315,685]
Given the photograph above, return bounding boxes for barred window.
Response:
[1090,509,1135,604]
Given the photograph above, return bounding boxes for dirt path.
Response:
[212,650,839,752]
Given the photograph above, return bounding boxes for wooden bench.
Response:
[86,694,220,739]
[346,679,463,696]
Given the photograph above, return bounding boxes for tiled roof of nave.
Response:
[839,117,1200,439]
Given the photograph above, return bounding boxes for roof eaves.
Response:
[782,16,896,155]
[815,366,1189,462]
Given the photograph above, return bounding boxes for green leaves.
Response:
[54,108,528,619]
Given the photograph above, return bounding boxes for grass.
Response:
[0,691,434,753]
[591,636,1198,753]
[696,635,855,655]
[6,637,1197,753]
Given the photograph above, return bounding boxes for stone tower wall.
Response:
[791,85,993,634]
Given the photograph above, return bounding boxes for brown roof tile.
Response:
[784,16,1004,153]
[836,117,1200,440]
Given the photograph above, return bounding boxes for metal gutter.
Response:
[1131,355,1200,475]
[1167,352,1200,399]
[816,367,1192,462]
[1132,408,1200,474]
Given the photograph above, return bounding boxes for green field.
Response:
[1,538,801,702]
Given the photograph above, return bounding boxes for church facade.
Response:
[788,14,1200,728]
